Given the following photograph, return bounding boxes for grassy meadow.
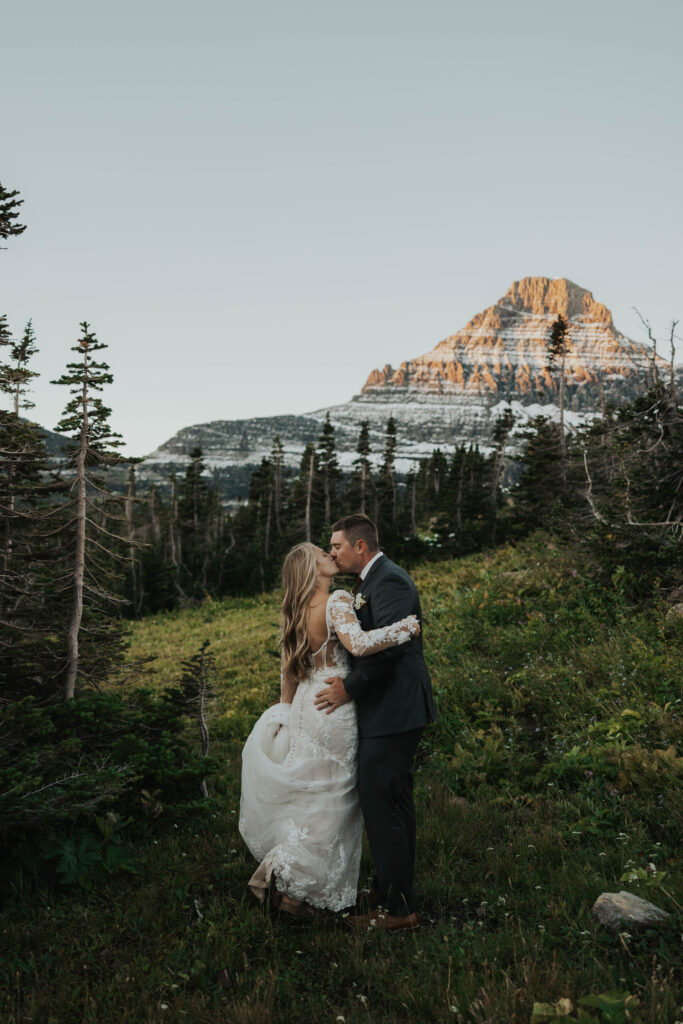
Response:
[2,534,682,1023]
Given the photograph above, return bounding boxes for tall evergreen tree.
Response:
[0,320,39,415]
[547,314,571,473]
[286,444,322,544]
[271,435,285,535]
[51,322,128,699]
[489,406,516,542]
[176,447,224,597]
[0,327,64,696]
[511,415,572,535]
[349,420,372,515]
[317,413,342,525]
[378,414,398,537]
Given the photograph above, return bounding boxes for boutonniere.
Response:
[353,593,367,610]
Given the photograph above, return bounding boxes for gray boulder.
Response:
[592,891,671,933]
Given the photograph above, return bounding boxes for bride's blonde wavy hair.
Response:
[280,542,319,700]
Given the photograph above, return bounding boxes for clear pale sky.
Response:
[2,0,681,456]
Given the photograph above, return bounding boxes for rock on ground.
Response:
[592,890,671,933]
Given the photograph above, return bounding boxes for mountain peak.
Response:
[361,276,654,398]
[498,276,613,327]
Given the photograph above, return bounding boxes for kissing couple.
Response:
[239,513,437,932]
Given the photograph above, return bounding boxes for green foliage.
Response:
[0,690,219,874]
[0,182,26,243]
[532,990,638,1023]
[0,537,680,1022]
[39,815,138,889]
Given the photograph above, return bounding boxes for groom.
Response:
[314,513,437,932]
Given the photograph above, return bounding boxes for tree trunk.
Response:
[125,471,137,611]
[324,474,331,524]
[169,476,179,567]
[149,487,161,542]
[264,486,272,558]
[274,460,282,534]
[455,460,463,531]
[198,672,210,799]
[410,477,417,538]
[1,460,14,609]
[64,374,88,700]
[304,454,314,542]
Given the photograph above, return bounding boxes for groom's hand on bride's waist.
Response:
[314,677,351,714]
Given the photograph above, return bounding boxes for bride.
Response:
[239,541,420,916]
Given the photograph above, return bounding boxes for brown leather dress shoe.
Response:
[346,910,420,932]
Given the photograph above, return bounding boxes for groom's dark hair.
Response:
[331,513,379,552]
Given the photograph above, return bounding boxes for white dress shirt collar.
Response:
[360,550,384,580]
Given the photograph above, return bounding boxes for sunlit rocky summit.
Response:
[139,277,676,500]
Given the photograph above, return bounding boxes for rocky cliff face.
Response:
[138,278,678,501]
[360,277,655,407]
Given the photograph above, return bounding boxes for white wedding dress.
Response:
[239,589,418,911]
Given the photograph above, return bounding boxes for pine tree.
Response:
[511,415,570,535]
[286,444,322,544]
[176,447,223,598]
[0,320,39,415]
[317,414,342,525]
[271,435,285,535]
[247,456,274,590]
[0,325,64,696]
[350,420,372,515]
[488,406,516,542]
[0,183,26,247]
[547,314,571,472]
[579,376,683,587]
[51,322,128,699]
[124,465,142,614]
[379,414,398,531]
[175,640,216,798]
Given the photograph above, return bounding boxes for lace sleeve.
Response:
[327,591,420,657]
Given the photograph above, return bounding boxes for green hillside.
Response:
[3,535,681,1023]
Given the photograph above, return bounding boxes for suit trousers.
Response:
[357,726,423,916]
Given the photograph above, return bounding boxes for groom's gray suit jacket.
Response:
[342,555,437,738]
